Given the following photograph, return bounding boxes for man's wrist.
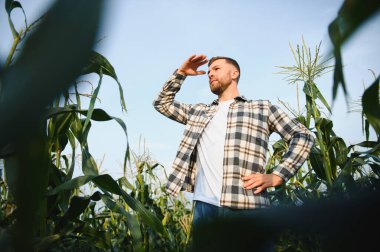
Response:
[171,69,187,81]
[176,68,187,76]
[272,170,286,184]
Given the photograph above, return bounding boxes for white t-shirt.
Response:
[193,99,234,206]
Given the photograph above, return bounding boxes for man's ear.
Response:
[231,69,239,81]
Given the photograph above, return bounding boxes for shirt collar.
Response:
[211,95,248,105]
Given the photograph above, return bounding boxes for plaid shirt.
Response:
[153,71,314,209]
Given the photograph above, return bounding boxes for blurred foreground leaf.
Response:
[328,0,380,100]
[5,0,27,39]
[0,0,105,148]
[362,77,380,136]
[0,0,105,250]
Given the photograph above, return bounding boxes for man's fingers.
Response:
[188,54,197,61]
[197,59,209,66]
[242,174,282,193]
[191,54,207,62]
[242,174,258,180]
[193,60,208,70]
[180,54,208,75]
[243,180,253,188]
[242,175,251,181]
[243,179,262,189]
[254,186,265,194]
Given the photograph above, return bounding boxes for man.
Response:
[153,54,314,248]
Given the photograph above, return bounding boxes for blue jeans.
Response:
[191,200,275,252]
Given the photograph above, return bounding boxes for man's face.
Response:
[208,59,236,95]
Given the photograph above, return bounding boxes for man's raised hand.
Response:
[177,54,208,76]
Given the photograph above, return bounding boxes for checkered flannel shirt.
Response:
[153,70,314,209]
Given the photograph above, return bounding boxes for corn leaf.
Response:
[5,0,26,38]
[81,51,127,112]
[362,77,380,135]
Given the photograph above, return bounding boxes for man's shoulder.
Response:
[244,99,273,107]
[192,102,212,110]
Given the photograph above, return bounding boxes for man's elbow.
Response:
[292,129,315,149]
[306,130,315,147]
[152,98,163,112]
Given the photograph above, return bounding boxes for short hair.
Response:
[208,56,240,83]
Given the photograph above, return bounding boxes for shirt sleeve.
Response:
[153,70,193,125]
[268,103,315,182]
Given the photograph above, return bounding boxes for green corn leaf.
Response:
[45,105,78,118]
[118,176,135,190]
[5,0,26,38]
[369,163,380,177]
[49,112,74,152]
[46,107,128,138]
[93,174,121,195]
[65,130,76,181]
[47,106,130,177]
[354,142,380,156]
[295,115,307,126]
[54,113,74,138]
[81,108,114,121]
[328,0,380,100]
[46,175,96,196]
[46,173,165,236]
[82,147,99,176]
[61,155,69,171]
[120,188,166,236]
[34,234,61,251]
[79,224,111,249]
[0,0,105,149]
[329,0,380,47]
[48,163,65,190]
[315,118,334,145]
[303,82,332,113]
[362,77,380,135]
[88,163,163,236]
[81,51,127,112]
[349,141,379,149]
[83,69,103,134]
[82,51,117,79]
[101,195,144,252]
[365,119,370,141]
[56,191,102,231]
[331,137,348,166]
[81,119,92,148]
[69,115,84,145]
[309,147,326,181]
[303,82,317,98]
[312,82,332,113]
[332,159,355,191]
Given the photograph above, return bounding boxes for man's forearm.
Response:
[153,70,191,125]
[272,131,315,182]
[268,103,315,181]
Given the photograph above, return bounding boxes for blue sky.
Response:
[1,1,379,183]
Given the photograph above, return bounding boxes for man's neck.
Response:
[218,89,240,102]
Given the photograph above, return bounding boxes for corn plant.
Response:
[120,149,193,251]
[0,1,168,251]
[265,38,380,251]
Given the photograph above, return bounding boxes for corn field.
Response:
[0,0,379,251]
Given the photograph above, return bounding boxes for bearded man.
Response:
[153,54,314,251]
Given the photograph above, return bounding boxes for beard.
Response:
[210,83,222,95]
[209,80,229,95]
